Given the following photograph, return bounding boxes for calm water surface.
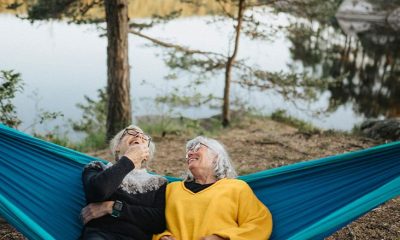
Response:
[1,1,399,138]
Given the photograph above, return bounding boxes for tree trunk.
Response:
[222,0,245,127]
[104,0,131,140]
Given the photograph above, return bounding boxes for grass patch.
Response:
[34,128,107,152]
[75,130,107,152]
[136,114,227,139]
[34,132,75,149]
[270,109,319,133]
[34,109,322,151]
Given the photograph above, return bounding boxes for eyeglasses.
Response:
[185,142,212,158]
[186,142,208,153]
[119,128,152,147]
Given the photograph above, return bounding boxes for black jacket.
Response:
[81,157,167,239]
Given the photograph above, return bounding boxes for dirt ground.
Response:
[1,117,399,239]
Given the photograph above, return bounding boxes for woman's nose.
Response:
[186,151,195,159]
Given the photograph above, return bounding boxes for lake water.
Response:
[1,1,399,139]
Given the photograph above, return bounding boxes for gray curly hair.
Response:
[109,125,155,167]
[183,136,237,181]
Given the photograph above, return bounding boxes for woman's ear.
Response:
[212,154,218,164]
[114,142,121,160]
[115,139,123,152]
[114,150,120,162]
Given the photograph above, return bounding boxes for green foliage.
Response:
[6,1,24,10]
[33,125,75,149]
[239,69,329,102]
[70,88,108,151]
[351,123,363,136]
[71,88,107,133]
[75,130,107,152]
[32,87,108,152]
[27,0,72,20]
[0,70,23,128]
[0,69,102,150]
[271,109,319,133]
[164,51,225,76]
[38,111,64,124]
[24,0,104,23]
[23,89,64,132]
[155,88,217,108]
[0,70,66,147]
[273,0,341,25]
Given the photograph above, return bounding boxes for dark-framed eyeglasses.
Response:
[119,128,152,147]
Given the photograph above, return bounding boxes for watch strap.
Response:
[111,200,123,218]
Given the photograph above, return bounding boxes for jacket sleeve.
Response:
[82,157,135,202]
[152,230,173,240]
[119,182,167,234]
[213,182,273,240]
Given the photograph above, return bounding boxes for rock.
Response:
[337,0,374,15]
[388,7,400,31]
[360,119,400,141]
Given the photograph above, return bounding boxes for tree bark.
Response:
[222,0,245,127]
[104,0,131,140]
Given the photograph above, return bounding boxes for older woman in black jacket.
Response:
[80,125,167,240]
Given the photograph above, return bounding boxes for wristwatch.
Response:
[111,200,123,218]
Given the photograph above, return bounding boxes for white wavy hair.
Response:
[109,125,155,167]
[183,136,237,181]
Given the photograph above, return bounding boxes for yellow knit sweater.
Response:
[153,178,273,240]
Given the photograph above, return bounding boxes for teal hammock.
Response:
[0,124,399,240]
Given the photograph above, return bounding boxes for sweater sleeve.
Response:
[119,182,167,234]
[82,157,135,202]
[213,182,273,240]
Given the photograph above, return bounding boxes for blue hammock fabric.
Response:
[0,124,399,240]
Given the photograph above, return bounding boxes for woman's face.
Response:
[117,128,150,156]
[186,142,216,173]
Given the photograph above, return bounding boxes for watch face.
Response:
[113,201,123,211]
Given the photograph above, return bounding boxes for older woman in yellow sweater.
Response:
[154,136,273,240]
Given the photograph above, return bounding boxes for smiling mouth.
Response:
[128,139,140,145]
[187,158,198,164]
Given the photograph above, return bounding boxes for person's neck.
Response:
[193,172,217,185]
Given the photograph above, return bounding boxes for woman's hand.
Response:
[80,201,114,224]
[160,236,176,240]
[200,235,225,240]
[123,144,149,169]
